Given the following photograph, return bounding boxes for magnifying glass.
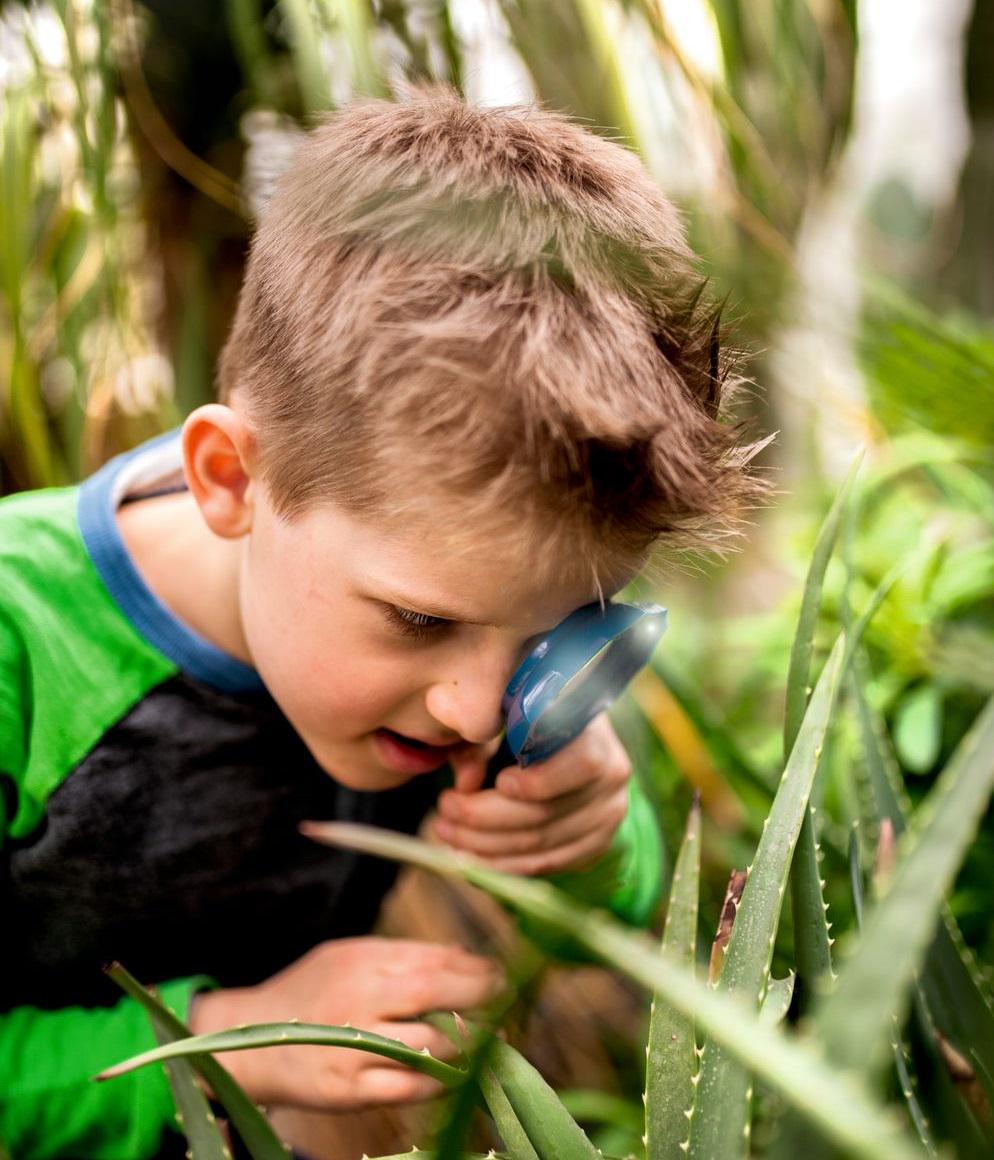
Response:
[485,601,668,776]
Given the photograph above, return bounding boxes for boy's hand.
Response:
[187,937,503,1110]
[432,712,631,876]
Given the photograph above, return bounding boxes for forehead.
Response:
[282,498,637,630]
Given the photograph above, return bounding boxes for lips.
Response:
[372,727,462,775]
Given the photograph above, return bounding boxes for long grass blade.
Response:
[301,820,921,1160]
[645,796,701,1159]
[686,636,846,1159]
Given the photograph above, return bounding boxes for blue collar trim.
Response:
[77,428,266,694]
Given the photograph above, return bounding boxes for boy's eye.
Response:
[383,604,452,640]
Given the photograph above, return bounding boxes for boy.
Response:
[0,88,765,1157]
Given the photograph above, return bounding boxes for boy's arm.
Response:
[0,978,212,1160]
[0,612,207,1159]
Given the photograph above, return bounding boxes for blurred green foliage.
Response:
[1,1,992,1156]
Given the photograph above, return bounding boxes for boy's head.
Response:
[185,88,768,789]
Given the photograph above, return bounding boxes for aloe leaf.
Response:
[850,669,994,1116]
[478,1063,541,1160]
[353,1154,502,1159]
[428,1013,537,1160]
[104,964,290,1160]
[149,1014,231,1160]
[848,829,938,1156]
[302,820,921,1160]
[784,457,861,1004]
[97,1022,465,1087]
[645,796,701,1159]
[816,693,994,1075]
[486,1039,600,1160]
[784,458,862,756]
[686,636,846,1159]
[760,974,795,1026]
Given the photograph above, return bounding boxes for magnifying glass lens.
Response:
[522,616,664,756]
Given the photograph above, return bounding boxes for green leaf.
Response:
[893,684,944,774]
[149,1012,231,1160]
[429,1014,538,1160]
[314,0,388,98]
[760,974,795,1026]
[645,796,701,1159]
[847,831,938,1156]
[687,636,846,1160]
[850,668,994,1123]
[302,820,921,1160]
[784,456,862,758]
[280,0,333,110]
[817,694,994,1074]
[784,455,862,1006]
[558,1089,643,1134]
[478,1061,541,1160]
[104,964,290,1160]
[483,1037,600,1160]
[97,1023,465,1087]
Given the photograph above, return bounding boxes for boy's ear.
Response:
[181,405,259,539]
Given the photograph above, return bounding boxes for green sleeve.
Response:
[0,977,212,1160]
[518,774,665,960]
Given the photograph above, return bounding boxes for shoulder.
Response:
[0,486,178,839]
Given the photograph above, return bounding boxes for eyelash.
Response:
[384,604,452,641]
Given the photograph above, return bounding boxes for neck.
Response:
[116,491,254,666]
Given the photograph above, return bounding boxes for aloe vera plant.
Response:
[682,636,845,1158]
[645,796,701,1158]
[783,456,862,1004]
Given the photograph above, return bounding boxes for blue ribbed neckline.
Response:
[77,428,265,694]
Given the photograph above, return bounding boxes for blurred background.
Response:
[1,1,992,1155]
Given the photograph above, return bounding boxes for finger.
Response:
[380,962,506,1020]
[480,824,617,877]
[437,779,604,834]
[357,1066,447,1106]
[450,739,501,793]
[496,714,629,802]
[371,939,498,976]
[434,786,628,859]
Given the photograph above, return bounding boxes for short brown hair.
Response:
[219,87,769,580]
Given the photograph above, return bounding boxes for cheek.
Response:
[238,553,421,735]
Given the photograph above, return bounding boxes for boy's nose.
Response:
[424,661,508,746]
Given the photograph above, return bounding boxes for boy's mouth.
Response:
[372,727,461,775]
